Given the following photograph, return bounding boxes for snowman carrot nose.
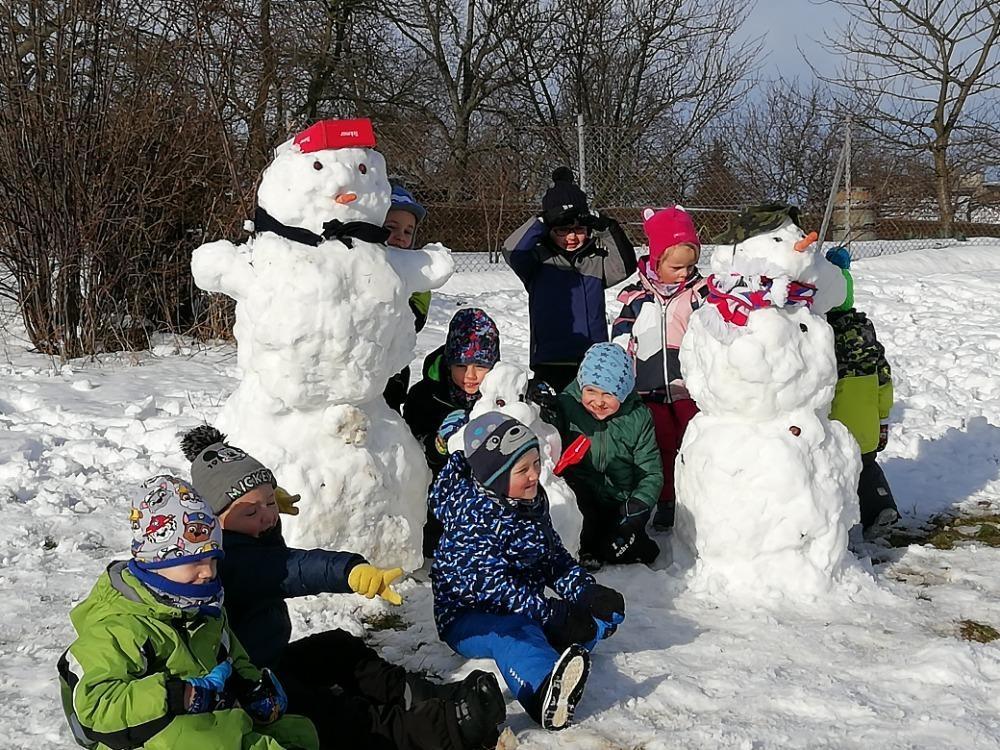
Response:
[794,231,818,252]
[335,192,358,204]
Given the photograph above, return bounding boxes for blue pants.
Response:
[443,612,562,711]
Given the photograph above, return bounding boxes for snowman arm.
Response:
[385,244,455,295]
[191,239,255,301]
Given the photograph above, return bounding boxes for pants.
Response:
[646,399,699,514]
[530,363,580,393]
[278,629,459,750]
[443,612,562,716]
[574,485,659,564]
[858,452,897,529]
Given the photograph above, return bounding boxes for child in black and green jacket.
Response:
[825,248,899,539]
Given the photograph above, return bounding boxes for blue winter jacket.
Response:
[430,452,595,636]
[503,216,637,366]
[221,524,365,669]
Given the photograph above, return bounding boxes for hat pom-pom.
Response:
[180,425,227,462]
[551,166,575,184]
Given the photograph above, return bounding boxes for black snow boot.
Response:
[452,671,505,749]
[533,644,591,731]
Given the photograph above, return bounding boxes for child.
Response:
[59,475,318,750]
[612,206,708,530]
[548,342,663,566]
[825,248,900,539]
[383,184,434,412]
[502,167,637,392]
[431,412,625,730]
[181,426,505,750]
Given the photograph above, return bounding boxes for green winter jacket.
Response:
[549,382,663,509]
[60,561,318,750]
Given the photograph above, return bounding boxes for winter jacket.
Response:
[410,291,432,333]
[611,258,709,402]
[547,381,663,509]
[828,308,894,454]
[221,525,365,670]
[502,216,637,366]
[403,346,475,476]
[430,452,595,635]
[60,561,319,750]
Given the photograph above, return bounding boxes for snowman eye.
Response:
[358,164,367,174]
[773,237,782,242]
[495,398,506,407]
[312,161,323,171]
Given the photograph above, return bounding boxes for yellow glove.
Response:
[274,487,300,516]
[348,564,404,605]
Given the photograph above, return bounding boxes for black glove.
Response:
[580,584,625,624]
[526,379,558,410]
[227,668,288,724]
[582,210,612,232]
[609,500,650,561]
[543,601,598,651]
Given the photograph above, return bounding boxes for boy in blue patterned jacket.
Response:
[430,412,626,731]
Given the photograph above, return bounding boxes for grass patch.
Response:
[889,513,1000,551]
[363,612,410,632]
[958,619,1000,643]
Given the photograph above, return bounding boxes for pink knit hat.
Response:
[643,206,701,269]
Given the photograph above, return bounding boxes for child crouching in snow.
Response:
[612,206,708,531]
[181,426,506,750]
[59,475,318,750]
[431,412,626,731]
[548,342,663,567]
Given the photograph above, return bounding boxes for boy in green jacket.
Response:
[549,342,663,567]
[58,475,318,750]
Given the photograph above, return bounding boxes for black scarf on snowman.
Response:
[252,206,391,248]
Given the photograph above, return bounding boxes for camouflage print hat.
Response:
[713,202,802,245]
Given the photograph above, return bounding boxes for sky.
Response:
[739,0,848,82]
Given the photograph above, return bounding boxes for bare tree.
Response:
[818,0,1000,236]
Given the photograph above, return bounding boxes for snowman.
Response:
[674,203,861,597]
[446,362,584,556]
[191,118,454,569]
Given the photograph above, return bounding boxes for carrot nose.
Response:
[794,231,818,252]
[334,192,358,205]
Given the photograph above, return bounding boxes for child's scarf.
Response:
[705,273,816,327]
[128,560,225,617]
[637,256,686,299]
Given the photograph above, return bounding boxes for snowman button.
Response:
[799,323,808,332]
[789,426,801,436]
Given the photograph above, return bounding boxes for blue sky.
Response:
[739,0,847,81]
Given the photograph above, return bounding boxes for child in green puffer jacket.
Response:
[58,475,318,750]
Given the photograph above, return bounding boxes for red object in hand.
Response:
[554,435,591,476]
[293,118,377,153]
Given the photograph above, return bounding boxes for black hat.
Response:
[541,166,589,222]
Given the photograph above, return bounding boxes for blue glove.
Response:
[435,409,469,455]
[825,246,851,269]
[185,660,232,713]
[243,668,288,724]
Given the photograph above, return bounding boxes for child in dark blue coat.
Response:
[181,426,505,750]
[431,413,626,731]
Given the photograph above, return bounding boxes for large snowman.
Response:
[445,362,584,556]
[192,119,453,569]
[674,204,861,597]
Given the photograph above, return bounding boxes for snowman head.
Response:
[712,204,819,281]
[257,118,391,236]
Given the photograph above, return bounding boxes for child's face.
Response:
[508,448,541,500]
[581,385,621,421]
[450,363,491,395]
[219,485,279,538]
[384,209,417,249]
[656,244,698,284]
[550,225,589,252]
[157,558,217,585]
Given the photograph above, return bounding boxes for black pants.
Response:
[858,452,897,529]
[278,630,462,750]
[530,363,580,394]
[574,486,659,565]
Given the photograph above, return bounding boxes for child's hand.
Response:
[581,584,625,631]
[543,601,598,651]
[877,422,889,453]
[348,564,404,605]
[274,486,300,516]
[184,660,232,713]
[242,669,288,724]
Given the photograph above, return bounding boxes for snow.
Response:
[3,243,1000,748]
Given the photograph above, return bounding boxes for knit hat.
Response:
[541,167,590,227]
[180,426,276,515]
[713,202,801,245]
[643,206,701,270]
[577,343,635,402]
[129,475,223,569]
[389,184,427,222]
[463,412,540,495]
[444,308,501,368]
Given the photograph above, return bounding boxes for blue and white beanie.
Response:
[463,412,539,495]
[129,475,223,569]
[577,342,635,402]
[390,184,427,222]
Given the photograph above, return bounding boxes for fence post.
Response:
[576,113,587,194]
[844,115,852,245]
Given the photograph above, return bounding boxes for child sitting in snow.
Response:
[383,184,434,412]
[181,426,505,750]
[548,342,663,566]
[825,248,900,539]
[612,206,708,530]
[431,412,625,731]
[59,475,318,750]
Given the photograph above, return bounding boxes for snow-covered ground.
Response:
[3,244,1000,748]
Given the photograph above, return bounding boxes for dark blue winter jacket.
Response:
[503,216,637,366]
[430,452,595,636]
[221,524,365,669]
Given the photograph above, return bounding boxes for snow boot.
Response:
[537,644,591,731]
[406,669,496,706]
[652,501,675,531]
[453,671,505,749]
[863,507,900,541]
